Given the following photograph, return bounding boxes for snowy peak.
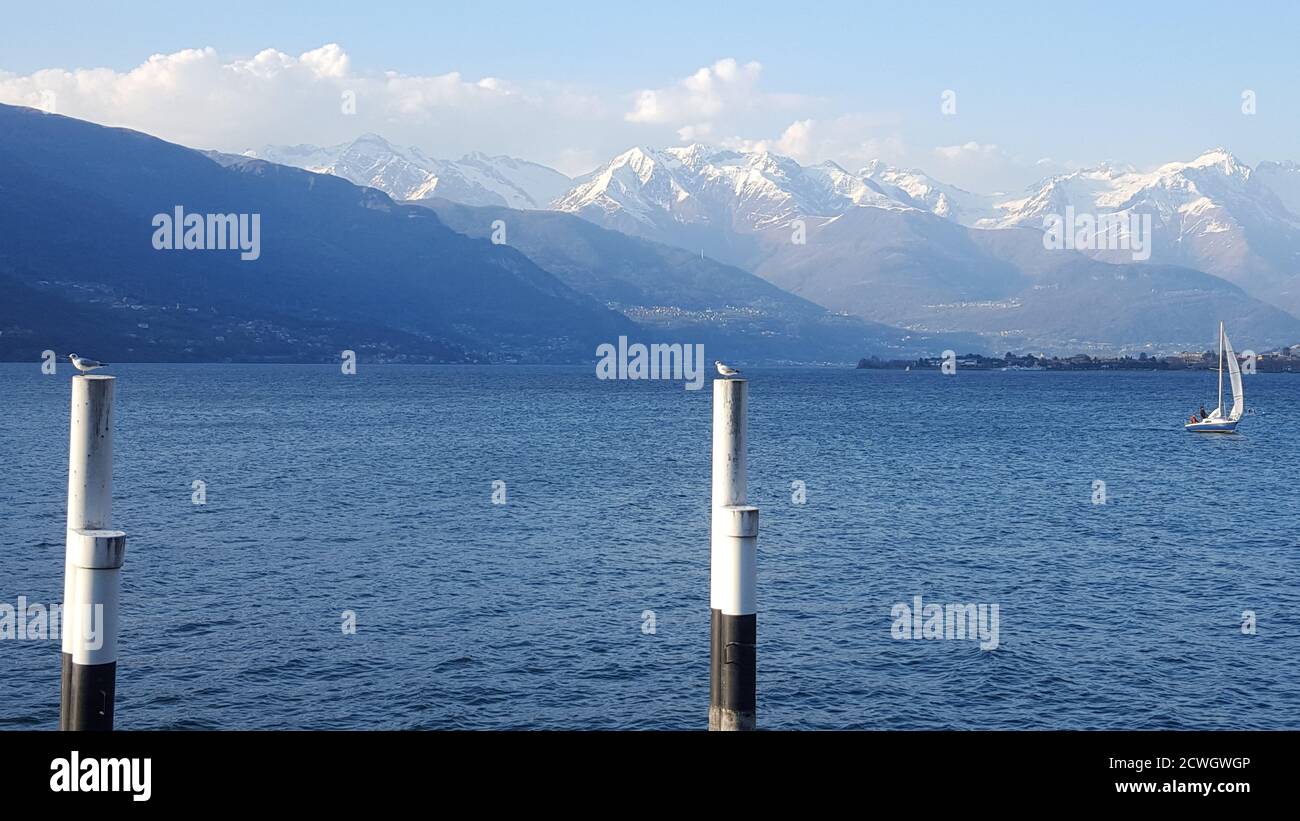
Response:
[554,146,690,224]
[988,147,1285,231]
[977,148,1300,313]
[857,161,996,223]
[1171,147,1246,176]
[661,143,727,168]
[245,135,571,209]
[615,146,674,182]
[552,142,920,240]
[437,151,573,209]
[345,132,398,153]
[554,142,1300,248]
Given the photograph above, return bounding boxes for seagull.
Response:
[714,360,741,377]
[68,354,108,375]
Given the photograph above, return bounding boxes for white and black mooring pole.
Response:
[709,376,758,731]
[61,374,126,731]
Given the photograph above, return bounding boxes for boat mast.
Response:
[1217,321,1224,415]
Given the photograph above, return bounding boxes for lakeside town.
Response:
[858,346,1300,372]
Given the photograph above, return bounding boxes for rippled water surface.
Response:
[1,363,1297,729]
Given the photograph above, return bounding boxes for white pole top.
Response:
[711,378,748,509]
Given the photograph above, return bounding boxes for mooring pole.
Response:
[61,373,124,730]
[709,377,758,731]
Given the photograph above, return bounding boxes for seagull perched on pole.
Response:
[68,354,109,375]
[714,360,741,377]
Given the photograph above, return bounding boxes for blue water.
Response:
[1,363,1297,729]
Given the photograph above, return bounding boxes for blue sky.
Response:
[2,0,1296,189]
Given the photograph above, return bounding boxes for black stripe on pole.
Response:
[62,659,116,731]
[709,609,756,730]
[59,653,72,731]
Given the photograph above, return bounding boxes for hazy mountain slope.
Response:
[0,271,476,363]
[247,135,572,209]
[413,198,983,360]
[0,104,633,362]
[756,211,1300,353]
[1255,160,1300,217]
[755,207,1027,320]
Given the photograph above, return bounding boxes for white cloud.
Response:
[624,57,810,132]
[927,142,1069,192]
[713,125,1058,194]
[0,44,604,171]
[0,45,1074,191]
[0,47,830,178]
[721,119,814,158]
[933,141,1003,162]
[772,119,814,158]
[676,122,713,142]
[721,114,907,168]
[297,44,350,79]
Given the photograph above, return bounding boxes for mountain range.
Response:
[0,104,960,363]
[2,106,1297,364]
[255,135,1300,352]
[551,144,1300,321]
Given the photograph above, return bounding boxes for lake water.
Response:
[1,363,1297,729]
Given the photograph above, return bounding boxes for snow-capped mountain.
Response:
[551,144,1300,316]
[980,149,1300,312]
[857,159,998,224]
[562,145,916,222]
[245,134,572,209]
[986,149,1286,227]
[242,134,1300,327]
[551,144,918,267]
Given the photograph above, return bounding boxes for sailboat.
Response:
[1185,321,1244,433]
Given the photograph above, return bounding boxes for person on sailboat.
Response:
[1200,404,1209,421]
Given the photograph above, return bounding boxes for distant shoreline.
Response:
[1,356,1298,373]
[858,352,1300,373]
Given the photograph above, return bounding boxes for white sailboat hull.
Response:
[1185,418,1239,433]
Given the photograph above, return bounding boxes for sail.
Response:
[1223,328,1245,421]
